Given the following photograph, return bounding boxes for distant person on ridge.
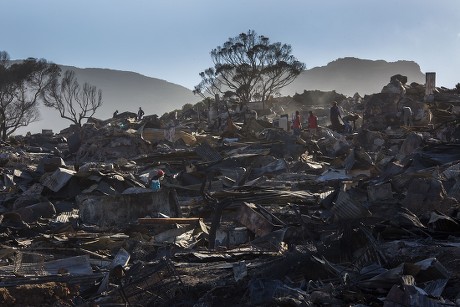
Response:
[137,107,145,121]
[113,110,118,118]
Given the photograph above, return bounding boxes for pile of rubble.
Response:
[1,75,460,306]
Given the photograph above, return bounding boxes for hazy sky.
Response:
[2,0,460,90]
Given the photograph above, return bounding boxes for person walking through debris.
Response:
[137,107,145,121]
[343,113,360,131]
[113,110,118,118]
[402,106,413,126]
[307,111,318,137]
[292,110,302,136]
[330,101,343,132]
[149,169,165,192]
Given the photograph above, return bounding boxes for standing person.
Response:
[307,111,318,137]
[149,169,165,192]
[113,110,119,118]
[292,110,302,136]
[137,107,145,121]
[330,101,343,132]
[402,106,413,126]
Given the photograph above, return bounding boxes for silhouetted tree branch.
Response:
[0,51,60,140]
[194,30,305,109]
[42,70,103,128]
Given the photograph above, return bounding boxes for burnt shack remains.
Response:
[1,73,460,306]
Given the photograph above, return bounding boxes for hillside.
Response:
[15,58,426,135]
[16,66,200,135]
[64,66,199,115]
[283,57,425,96]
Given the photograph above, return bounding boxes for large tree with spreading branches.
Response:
[0,51,60,140]
[42,70,103,129]
[194,30,306,108]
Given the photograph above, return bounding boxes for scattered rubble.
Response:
[1,74,460,306]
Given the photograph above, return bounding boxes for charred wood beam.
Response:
[0,273,104,288]
[138,217,201,224]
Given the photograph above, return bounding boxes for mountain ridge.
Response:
[15,57,426,135]
[283,57,425,96]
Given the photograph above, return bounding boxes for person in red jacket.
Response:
[308,111,318,137]
[292,110,302,136]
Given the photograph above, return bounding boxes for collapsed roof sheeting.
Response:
[1,84,460,305]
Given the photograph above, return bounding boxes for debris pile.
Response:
[1,74,460,306]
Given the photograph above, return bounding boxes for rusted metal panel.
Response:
[237,202,275,237]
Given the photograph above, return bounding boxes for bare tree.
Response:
[0,51,60,140]
[193,68,223,100]
[43,70,103,128]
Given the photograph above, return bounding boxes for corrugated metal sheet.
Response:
[318,189,335,200]
[442,162,460,180]
[343,150,355,172]
[195,142,222,162]
[423,279,449,297]
[331,190,371,220]
[41,167,76,192]
[448,180,460,199]
[427,211,460,232]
